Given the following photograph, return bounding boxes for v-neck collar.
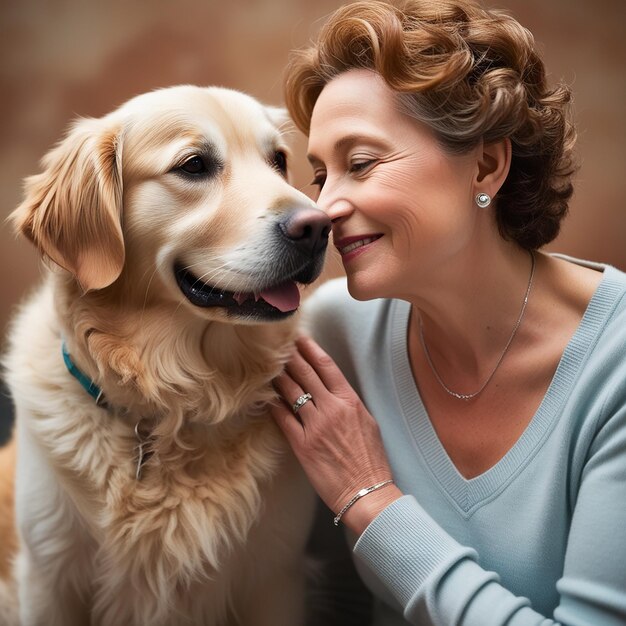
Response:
[388,265,623,516]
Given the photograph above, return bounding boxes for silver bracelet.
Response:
[333,479,394,526]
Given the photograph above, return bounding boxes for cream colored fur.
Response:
[0,86,322,625]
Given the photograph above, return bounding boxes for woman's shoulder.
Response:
[600,262,626,299]
[570,260,626,423]
[587,264,626,385]
[586,262,626,342]
[549,253,626,334]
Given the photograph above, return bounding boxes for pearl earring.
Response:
[475,192,491,208]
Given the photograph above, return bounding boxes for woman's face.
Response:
[307,69,482,301]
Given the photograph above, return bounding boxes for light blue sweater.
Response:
[303,261,626,625]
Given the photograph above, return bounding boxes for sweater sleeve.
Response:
[354,398,626,626]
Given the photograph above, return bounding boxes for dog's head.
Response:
[11,85,330,324]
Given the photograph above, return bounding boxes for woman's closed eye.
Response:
[310,158,377,192]
[349,159,376,174]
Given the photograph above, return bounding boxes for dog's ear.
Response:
[265,106,292,133]
[10,117,124,291]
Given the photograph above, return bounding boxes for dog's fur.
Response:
[0,86,329,625]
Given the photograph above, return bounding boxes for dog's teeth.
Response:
[233,292,248,305]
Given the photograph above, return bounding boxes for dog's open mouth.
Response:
[175,265,303,320]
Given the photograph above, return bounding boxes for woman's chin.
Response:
[345,274,388,302]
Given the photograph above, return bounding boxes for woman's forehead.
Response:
[311,70,393,120]
[308,70,430,160]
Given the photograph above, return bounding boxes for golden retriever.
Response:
[0,85,330,625]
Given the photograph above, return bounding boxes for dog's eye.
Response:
[271,151,287,176]
[179,156,207,176]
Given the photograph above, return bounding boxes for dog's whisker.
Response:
[139,266,161,324]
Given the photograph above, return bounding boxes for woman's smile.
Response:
[334,233,383,263]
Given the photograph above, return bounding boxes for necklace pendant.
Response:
[452,391,475,401]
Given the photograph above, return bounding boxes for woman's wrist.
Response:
[339,484,403,535]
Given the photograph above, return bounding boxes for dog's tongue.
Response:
[260,281,300,312]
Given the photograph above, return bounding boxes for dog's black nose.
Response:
[279,208,331,255]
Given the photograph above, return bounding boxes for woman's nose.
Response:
[316,185,353,223]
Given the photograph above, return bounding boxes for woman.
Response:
[271,1,626,624]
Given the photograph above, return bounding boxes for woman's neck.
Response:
[406,243,536,387]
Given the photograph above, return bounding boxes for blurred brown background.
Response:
[1,0,625,342]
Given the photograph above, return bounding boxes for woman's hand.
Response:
[271,336,402,534]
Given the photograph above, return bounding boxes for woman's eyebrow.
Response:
[307,133,386,165]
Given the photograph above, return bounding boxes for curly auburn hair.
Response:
[284,0,577,249]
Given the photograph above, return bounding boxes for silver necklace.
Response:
[418,251,536,401]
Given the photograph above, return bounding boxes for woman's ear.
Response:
[475,137,512,198]
[9,117,124,292]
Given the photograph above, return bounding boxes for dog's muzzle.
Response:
[175,207,331,321]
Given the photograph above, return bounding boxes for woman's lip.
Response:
[334,234,383,262]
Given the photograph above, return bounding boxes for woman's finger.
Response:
[273,371,317,421]
[269,397,306,448]
[295,336,352,395]
[274,371,305,407]
[284,349,329,400]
